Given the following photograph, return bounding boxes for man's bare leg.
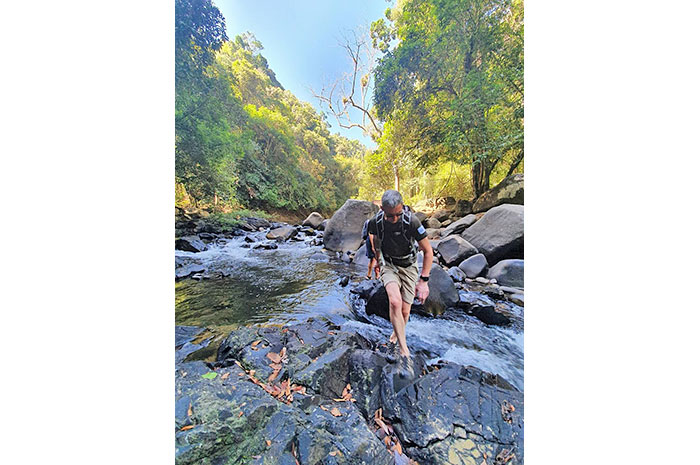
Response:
[389,301,411,344]
[385,282,410,357]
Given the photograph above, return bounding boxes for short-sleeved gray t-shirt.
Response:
[367,212,427,258]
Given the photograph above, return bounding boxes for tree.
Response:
[374,0,523,199]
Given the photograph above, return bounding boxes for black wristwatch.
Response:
[419,275,430,282]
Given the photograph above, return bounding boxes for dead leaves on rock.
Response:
[373,408,417,463]
[333,383,356,403]
[234,346,306,405]
[501,400,515,424]
[495,448,515,464]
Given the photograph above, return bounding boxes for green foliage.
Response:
[372,0,524,199]
[175,1,362,214]
[208,210,270,229]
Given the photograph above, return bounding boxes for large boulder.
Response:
[241,216,271,230]
[323,200,379,253]
[461,204,523,265]
[436,236,479,267]
[301,212,325,229]
[458,253,489,278]
[472,173,524,213]
[440,214,478,238]
[486,259,524,288]
[176,236,208,253]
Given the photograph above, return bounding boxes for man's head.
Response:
[381,190,403,224]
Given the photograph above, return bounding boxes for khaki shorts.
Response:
[380,259,419,304]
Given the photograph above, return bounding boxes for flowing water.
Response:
[175,234,524,391]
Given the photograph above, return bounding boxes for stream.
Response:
[175,232,524,391]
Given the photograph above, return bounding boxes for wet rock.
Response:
[176,236,208,253]
[244,235,256,243]
[382,363,523,465]
[458,291,511,326]
[349,279,381,300]
[440,214,478,238]
[458,253,489,278]
[301,212,325,229]
[309,252,329,261]
[253,241,279,250]
[487,259,524,288]
[436,235,479,267]
[299,226,316,236]
[324,200,378,253]
[510,294,524,306]
[462,204,524,265]
[266,225,296,241]
[475,277,491,284]
[472,173,524,213]
[175,263,206,280]
[348,350,390,419]
[318,219,328,231]
[339,276,350,286]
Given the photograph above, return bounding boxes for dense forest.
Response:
[175,0,523,215]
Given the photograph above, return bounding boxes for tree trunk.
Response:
[393,164,400,192]
[471,160,493,200]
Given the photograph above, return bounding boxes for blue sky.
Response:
[213,0,394,149]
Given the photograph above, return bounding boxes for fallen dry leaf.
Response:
[187,402,192,417]
[330,407,342,417]
[280,347,287,359]
[238,372,245,376]
[266,440,271,447]
[329,451,337,457]
[252,340,261,347]
[238,411,244,417]
[221,372,230,380]
[267,352,282,364]
[319,405,329,411]
[180,424,194,431]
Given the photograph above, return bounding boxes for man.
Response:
[367,190,433,378]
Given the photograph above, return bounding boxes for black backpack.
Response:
[373,205,418,267]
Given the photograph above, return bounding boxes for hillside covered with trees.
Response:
[175,0,523,215]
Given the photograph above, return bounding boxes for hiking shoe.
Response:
[385,340,399,362]
[398,355,414,379]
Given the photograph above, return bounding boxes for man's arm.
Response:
[415,237,433,303]
[369,233,380,276]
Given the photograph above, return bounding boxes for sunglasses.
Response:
[384,212,402,219]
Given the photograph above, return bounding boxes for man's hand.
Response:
[415,280,430,304]
[374,263,381,278]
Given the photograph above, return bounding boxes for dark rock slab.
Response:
[175,263,206,280]
[447,266,466,282]
[176,236,208,253]
[381,363,523,465]
[462,204,524,265]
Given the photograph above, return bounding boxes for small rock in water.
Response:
[475,277,490,284]
[339,276,350,286]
